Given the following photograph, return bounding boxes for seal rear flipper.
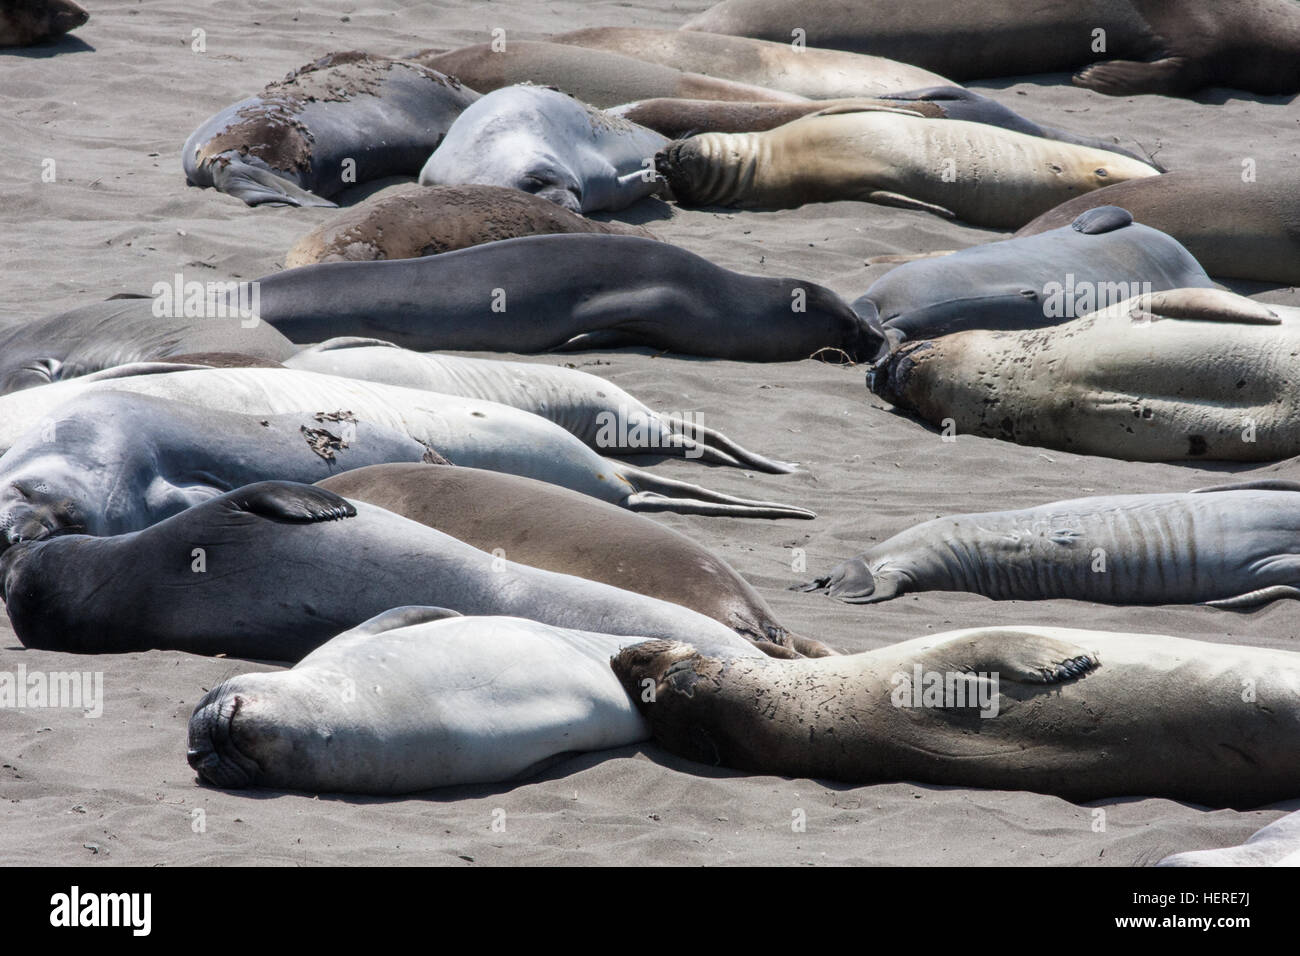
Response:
[210,159,338,208]
[1073,57,1195,97]
[662,415,799,474]
[1203,585,1300,610]
[300,337,403,352]
[347,606,462,637]
[225,481,357,523]
[865,191,955,220]
[924,629,1100,685]
[617,465,813,519]
[791,558,899,604]
[1190,480,1300,494]
[1071,206,1133,234]
[1136,288,1281,326]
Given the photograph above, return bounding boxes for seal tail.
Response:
[661,415,799,474]
[617,465,814,520]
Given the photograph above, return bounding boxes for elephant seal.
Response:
[872,289,1300,462]
[0,0,87,46]
[853,207,1212,350]
[797,482,1300,608]
[0,481,771,660]
[1016,170,1300,285]
[182,52,478,207]
[617,88,1150,164]
[285,338,794,472]
[551,27,951,98]
[411,41,805,109]
[0,367,814,519]
[187,608,667,793]
[0,390,437,549]
[612,625,1300,807]
[1159,810,1300,866]
[224,234,881,362]
[284,184,657,267]
[682,0,1300,97]
[0,297,296,394]
[656,108,1160,227]
[417,85,668,214]
[317,463,833,657]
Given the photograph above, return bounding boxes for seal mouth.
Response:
[187,689,262,789]
[654,140,709,207]
[868,340,930,406]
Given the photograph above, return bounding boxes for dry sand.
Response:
[2,0,1300,866]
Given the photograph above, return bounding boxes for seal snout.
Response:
[187,688,261,789]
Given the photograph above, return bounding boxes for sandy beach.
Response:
[2,0,1299,866]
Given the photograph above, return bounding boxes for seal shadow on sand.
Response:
[0,34,93,57]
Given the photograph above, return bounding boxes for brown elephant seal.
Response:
[0,0,86,46]
[317,463,834,657]
[1016,170,1300,285]
[551,26,952,97]
[682,0,1300,97]
[656,107,1160,228]
[285,184,658,267]
[612,626,1300,807]
[182,52,478,207]
[410,41,805,109]
[872,289,1300,462]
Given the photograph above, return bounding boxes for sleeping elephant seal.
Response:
[0,296,296,394]
[550,26,951,98]
[682,0,1300,97]
[285,184,657,267]
[852,207,1212,349]
[418,85,668,214]
[0,367,815,519]
[0,482,776,660]
[872,289,1300,462]
[410,41,805,109]
[187,609,667,793]
[0,390,437,549]
[612,626,1300,807]
[0,0,87,46]
[656,109,1160,227]
[285,338,794,472]
[1016,170,1300,285]
[317,464,833,657]
[796,482,1300,609]
[1159,810,1300,866]
[182,52,478,207]
[223,234,882,362]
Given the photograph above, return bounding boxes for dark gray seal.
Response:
[854,207,1212,353]
[0,0,86,46]
[246,234,882,362]
[797,481,1300,609]
[0,481,779,660]
[182,51,478,207]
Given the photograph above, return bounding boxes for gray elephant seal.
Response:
[873,289,1300,462]
[228,234,881,362]
[0,367,814,519]
[1159,810,1300,866]
[0,297,296,394]
[411,41,805,109]
[551,26,951,98]
[0,481,773,660]
[285,184,657,267]
[0,390,437,549]
[682,0,1300,97]
[285,338,793,471]
[656,108,1159,227]
[187,609,668,793]
[797,482,1300,608]
[182,52,478,207]
[854,207,1212,350]
[418,85,668,214]
[317,464,833,657]
[613,625,1300,807]
[617,88,1150,164]
[1016,170,1300,285]
[0,0,86,46]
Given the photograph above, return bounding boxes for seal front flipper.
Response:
[223,481,358,522]
[1071,206,1132,234]
[1203,586,1300,610]
[922,629,1100,686]
[792,558,902,604]
[209,159,339,208]
[300,337,404,352]
[865,191,955,220]
[1135,288,1281,326]
[346,606,463,637]
[1073,57,1195,97]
